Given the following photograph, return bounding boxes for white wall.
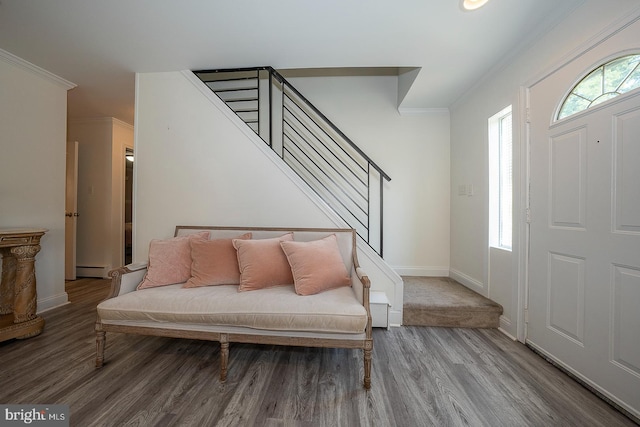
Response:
[134,71,405,324]
[450,0,640,338]
[134,72,335,251]
[286,74,451,276]
[68,117,134,276]
[0,49,74,311]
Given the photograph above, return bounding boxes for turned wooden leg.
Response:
[364,339,373,390]
[0,248,16,315]
[96,327,106,368]
[220,333,229,382]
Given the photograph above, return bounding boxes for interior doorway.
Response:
[124,148,134,265]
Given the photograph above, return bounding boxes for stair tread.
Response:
[402,276,503,328]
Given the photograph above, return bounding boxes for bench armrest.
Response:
[104,262,148,300]
[353,266,372,338]
[351,265,369,295]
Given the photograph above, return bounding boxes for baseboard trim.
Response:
[449,268,485,294]
[37,292,69,314]
[393,266,450,277]
[76,266,111,279]
[389,309,403,327]
[498,315,517,340]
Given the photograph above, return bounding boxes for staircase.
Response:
[193,67,391,257]
[402,276,503,328]
[190,68,501,330]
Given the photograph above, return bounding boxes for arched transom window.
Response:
[557,54,640,120]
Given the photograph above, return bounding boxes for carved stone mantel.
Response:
[0,228,47,341]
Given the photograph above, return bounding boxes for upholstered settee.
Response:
[95,226,373,389]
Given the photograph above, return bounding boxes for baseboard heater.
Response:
[76,266,111,279]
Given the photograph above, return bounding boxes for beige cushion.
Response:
[138,231,209,290]
[97,284,367,334]
[281,234,351,296]
[183,233,251,288]
[233,233,294,291]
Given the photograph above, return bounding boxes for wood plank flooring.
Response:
[0,278,636,426]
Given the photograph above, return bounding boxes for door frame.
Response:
[517,9,640,344]
[516,86,530,343]
[124,147,134,265]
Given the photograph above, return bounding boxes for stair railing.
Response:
[194,67,391,257]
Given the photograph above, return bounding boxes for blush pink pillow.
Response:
[183,233,252,288]
[233,233,294,291]
[137,231,210,290]
[280,234,351,296]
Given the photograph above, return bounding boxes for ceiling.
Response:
[0,0,584,125]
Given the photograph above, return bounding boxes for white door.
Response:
[527,72,640,416]
[65,141,79,281]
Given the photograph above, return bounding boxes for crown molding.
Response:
[68,117,133,129]
[397,107,450,116]
[112,117,134,130]
[0,48,76,90]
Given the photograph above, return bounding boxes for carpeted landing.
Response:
[402,276,503,328]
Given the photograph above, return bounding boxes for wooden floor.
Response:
[0,279,636,427]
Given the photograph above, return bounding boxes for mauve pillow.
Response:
[280,234,351,296]
[183,233,252,288]
[137,231,210,290]
[233,233,294,291]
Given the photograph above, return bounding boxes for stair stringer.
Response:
[183,70,404,326]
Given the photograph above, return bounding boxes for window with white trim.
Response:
[557,54,640,120]
[489,105,512,250]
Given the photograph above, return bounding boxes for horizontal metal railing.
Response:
[194,67,391,256]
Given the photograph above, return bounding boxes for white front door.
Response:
[527,65,640,417]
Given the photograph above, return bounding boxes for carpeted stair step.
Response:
[402,276,503,328]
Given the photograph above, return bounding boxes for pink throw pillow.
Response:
[233,233,294,291]
[137,231,210,290]
[280,234,351,296]
[183,233,252,288]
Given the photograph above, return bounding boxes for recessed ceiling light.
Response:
[462,0,490,11]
